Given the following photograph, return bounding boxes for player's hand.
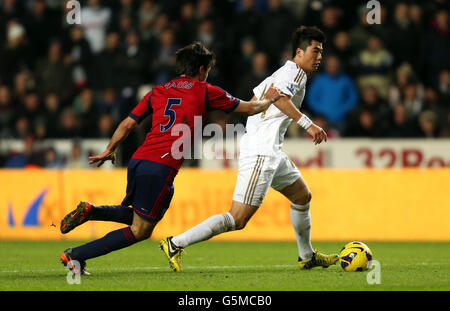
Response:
[265,87,283,103]
[306,124,328,145]
[88,150,116,167]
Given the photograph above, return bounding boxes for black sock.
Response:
[91,205,134,225]
[71,227,137,261]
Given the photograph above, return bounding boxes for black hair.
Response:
[291,26,326,58]
[174,41,216,77]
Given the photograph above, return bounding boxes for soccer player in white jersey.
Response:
[161,26,339,271]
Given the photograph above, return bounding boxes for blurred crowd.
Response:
[0,0,449,168]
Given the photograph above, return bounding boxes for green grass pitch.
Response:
[0,240,449,291]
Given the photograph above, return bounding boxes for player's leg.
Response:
[161,200,258,272]
[62,212,148,262]
[170,200,258,248]
[168,155,270,248]
[277,176,314,260]
[130,211,157,240]
[161,155,272,271]
[90,204,134,224]
[61,211,157,274]
[60,202,133,234]
[61,159,176,272]
[60,159,145,234]
[273,156,338,268]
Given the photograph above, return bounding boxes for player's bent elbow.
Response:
[122,117,138,131]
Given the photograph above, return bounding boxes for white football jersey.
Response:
[239,60,307,156]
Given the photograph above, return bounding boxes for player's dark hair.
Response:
[291,26,326,58]
[175,41,216,77]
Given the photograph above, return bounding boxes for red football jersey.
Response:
[129,77,240,170]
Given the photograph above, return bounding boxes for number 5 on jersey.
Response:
[160,98,182,132]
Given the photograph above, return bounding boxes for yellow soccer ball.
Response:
[339,241,373,272]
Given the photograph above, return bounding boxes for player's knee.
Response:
[305,190,312,203]
[293,190,312,206]
[234,218,248,230]
[130,224,152,241]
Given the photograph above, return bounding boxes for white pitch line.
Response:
[0,264,296,274]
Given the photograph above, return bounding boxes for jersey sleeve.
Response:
[274,67,305,98]
[129,91,153,123]
[206,84,240,113]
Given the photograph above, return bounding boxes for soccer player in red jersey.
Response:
[59,42,282,274]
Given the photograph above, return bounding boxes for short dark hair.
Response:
[175,41,216,77]
[291,26,326,58]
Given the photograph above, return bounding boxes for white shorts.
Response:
[232,151,302,207]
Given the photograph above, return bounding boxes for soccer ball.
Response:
[339,241,373,272]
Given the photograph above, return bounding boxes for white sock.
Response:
[290,202,314,260]
[171,212,236,248]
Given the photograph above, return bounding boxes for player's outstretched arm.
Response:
[88,116,138,167]
[274,96,327,145]
[234,87,282,116]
